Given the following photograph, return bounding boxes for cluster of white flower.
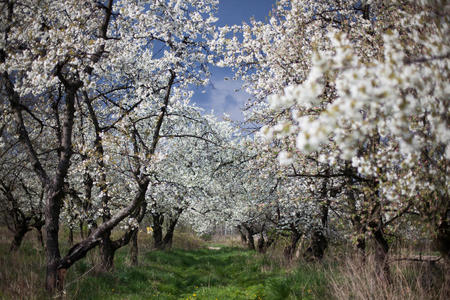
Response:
[214,0,449,253]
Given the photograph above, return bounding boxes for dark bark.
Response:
[348,185,367,261]
[79,221,84,240]
[161,207,183,250]
[256,227,275,254]
[372,226,391,283]
[257,233,265,253]
[435,210,450,262]
[99,233,115,271]
[127,201,147,265]
[367,199,391,282]
[162,216,179,250]
[265,234,275,252]
[152,213,164,250]
[44,187,65,292]
[284,229,302,261]
[304,230,328,261]
[99,227,141,269]
[304,175,330,261]
[247,234,255,250]
[128,230,138,266]
[10,225,31,252]
[1,174,43,253]
[150,207,182,251]
[356,235,366,262]
[237,225,247,244]
[150,71,176,152]
[243,225,255,250]
[45,211,63,292]
[43,78,79,292]
[68,227,74,246]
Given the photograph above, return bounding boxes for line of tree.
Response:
[209,0,449,282]
[1,0,448,295]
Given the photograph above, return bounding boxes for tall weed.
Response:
[329,253,449,300]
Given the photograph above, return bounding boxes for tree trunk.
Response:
[99,233,116,271]
[257,233,265,253]
[79,221,84,240]
[435,215,450,262]
[265,234,275,252]
[128,230,139,266]
[68,227,74,246]
[237,225,247,244]
[356,234,366,262]
[9,226,30,252]
[284,230,301,261]
[305,177,330,261]
[162,216,179,250]
[87,219,97,236]
[45,189,63,293]
[244,226,255,250]
[162,232,174,250]
[353,223,367,263]
[373,227,391,283]
[349,186,367,262]
[127,201,146,265]
[256,233,274,254]
[304,230,327,261]
[152,213,164,250]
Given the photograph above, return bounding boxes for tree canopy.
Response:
[1,0,448,294]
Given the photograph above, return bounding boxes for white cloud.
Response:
[194,77,249,121]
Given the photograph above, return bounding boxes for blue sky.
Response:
[192,0,276,121]
[215,0,275,27]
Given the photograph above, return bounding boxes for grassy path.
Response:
[68,246,328,300]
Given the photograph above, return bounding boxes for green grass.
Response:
[66,247,329,300]
[0,227,329,300]
[2,228,445,299]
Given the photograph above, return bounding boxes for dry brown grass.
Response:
[209,234,243,248]
[329,252,449,300]
[172,231,206,250]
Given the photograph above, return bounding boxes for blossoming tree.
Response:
[1,0,218,292]
[212,0,449,273]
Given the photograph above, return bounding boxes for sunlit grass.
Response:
[1,229,444,299]
[65,246,329,299]
[0,226,330,299]
[0,228,328,299]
